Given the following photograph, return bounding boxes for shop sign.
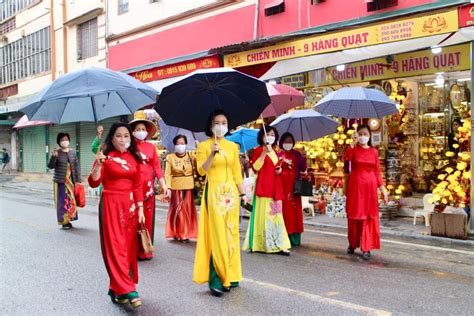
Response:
[459,4,474,27]
[224,8,458,68]
[129,55,220,82]
[281,73,306,89]
[316,44,469,86]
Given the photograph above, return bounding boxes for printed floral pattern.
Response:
[264,220,286,251]
[110,157,130,171]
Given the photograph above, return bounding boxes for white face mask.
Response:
[213,124,228,137]
[175,144,186,154]
[358,136,370,145]
[60,141,69,148]
[282,143,293,151]
[266,136,276,145]
[133,131,148,141]
[115,141,130,153]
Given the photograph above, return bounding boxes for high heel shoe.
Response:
[347,246,355,254]
[108,290,128,305]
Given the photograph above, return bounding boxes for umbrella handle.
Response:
[260,115,269,145]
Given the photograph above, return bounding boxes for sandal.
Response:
[108,290,128,305]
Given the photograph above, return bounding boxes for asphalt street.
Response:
[1,187,473,315]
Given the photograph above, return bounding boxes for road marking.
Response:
[304,229,474,256]
[244,277,392,316]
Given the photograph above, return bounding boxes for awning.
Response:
[146,76,186,94]
[260,28,474,80]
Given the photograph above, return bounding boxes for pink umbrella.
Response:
[261,83,305,118]
[13,115,50,129]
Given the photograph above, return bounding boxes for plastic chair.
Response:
[413,193,435,226]
[302,196,315,217]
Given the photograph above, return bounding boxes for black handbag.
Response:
[293,178,313,196]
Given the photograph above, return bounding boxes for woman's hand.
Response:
[95,151,106,165]
[351,133,358,148]
[275,166,282,175]
[241,194,249,205]
[52,149,59,157]
[138,207,145,224]
[381,188,389,205]
[212,143,219,155]
[164,187,171,198]
[264,144,273,153]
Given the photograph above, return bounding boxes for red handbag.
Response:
[74,183,86,208]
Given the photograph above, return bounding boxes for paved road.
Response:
[1,187,473,315]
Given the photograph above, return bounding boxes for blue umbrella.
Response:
[155,68,271,132]
[20,67,158,124]
[158,119,208,152]
[271,109,340,142]
[226,128,259,153]
[314,87,397,119]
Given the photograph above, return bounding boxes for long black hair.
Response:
[356,124,372,147]
[103,122,142,162]
[205,109,231,137]
[257,125,279,146]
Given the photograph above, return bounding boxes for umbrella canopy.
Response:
[155,68,271,132]
[20,67,158,124]
[13,115,50,129]
[226,128,259,153]
[314,87,397,119]
[261,83,305,118]
[271,109,340,142]
[158,119,208,152]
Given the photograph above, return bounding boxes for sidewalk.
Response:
[1,173,473,247]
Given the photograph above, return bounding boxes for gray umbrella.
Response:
[314,87,397,119]
[20,67,158,124]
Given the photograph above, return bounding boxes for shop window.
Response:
[118,0,129,15]
[77,18,98,60]
[265,0,285,17]
[367,0,398,12]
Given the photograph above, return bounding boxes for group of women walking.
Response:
[47,111,385,307]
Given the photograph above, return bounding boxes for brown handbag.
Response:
[137,223,154,254]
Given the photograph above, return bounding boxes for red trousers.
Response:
[347,217,381,252]
[138,195,156,260]
[99,191,138,295]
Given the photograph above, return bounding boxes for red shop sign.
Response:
[129,55,220,83]
[459,4,474,27]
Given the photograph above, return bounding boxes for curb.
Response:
[3,183,473,247]
[303,220,474,247]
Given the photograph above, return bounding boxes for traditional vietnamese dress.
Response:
[243,146,291,253]
[344,145,383,252]
[136,140,164,260]
[193,138,243,291]
[88,150,143,300]
[279,149,307,246]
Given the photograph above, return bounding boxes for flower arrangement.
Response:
[386,184,407,207]
[429,114,471,211]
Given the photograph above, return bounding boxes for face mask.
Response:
[358,136,370,145]
[133,131,148,141]
[213,124,228,137]
[115,141,130,153]
[266,136,276,145]
[282,143,293,151]
[175,144,186,154]
[60,141,69,148]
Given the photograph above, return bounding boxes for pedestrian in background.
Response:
[243,126,291,256]
[344,125,388,260]
[91,125,104,154]
[129,118,170,261]
[47,133,81,229]
[164,134,198,242]
[278,132,307,247]
[88,122,144,308]
[193,110,247,297]
[2,148,10,173]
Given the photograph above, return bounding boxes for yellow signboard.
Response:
[224,8,459,68]
[317,44,470,86]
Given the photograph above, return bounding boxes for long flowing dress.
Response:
[165,153,198,240]
[193,138,243,290]
[136,140,164,260]
[243,146,291,253]
[48,150,80,225]
[344,145,382,252]
[279,149,307,246]
[88,150,143,298]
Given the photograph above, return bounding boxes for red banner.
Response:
[459,4,474,28]
[129,55,220,82]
